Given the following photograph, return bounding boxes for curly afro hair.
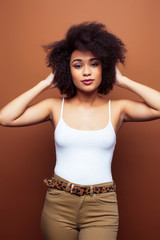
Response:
[43,21,127,98]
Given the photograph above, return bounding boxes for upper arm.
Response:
[1,98,55,127]
[120,99,160,122]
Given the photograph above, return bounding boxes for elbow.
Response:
[0,111,12,126]
[0,118,9,127]
[0,120,13,127]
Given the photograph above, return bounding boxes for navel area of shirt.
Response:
[54,118,116,185]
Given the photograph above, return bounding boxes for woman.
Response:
[0,22,160,240]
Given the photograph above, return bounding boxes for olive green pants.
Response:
[41,174,119,240]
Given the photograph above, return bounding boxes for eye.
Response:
[91,62,99,67]
[73,64,82,69]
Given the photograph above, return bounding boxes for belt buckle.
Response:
[70,183,74,193]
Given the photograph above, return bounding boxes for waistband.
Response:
[43,173,116,196]
[54,173,115,187]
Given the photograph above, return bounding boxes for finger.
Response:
[46,73,54,82]
[48,72,54,79]
[116,67,121,75]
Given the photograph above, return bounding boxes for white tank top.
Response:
[54,98,116,185]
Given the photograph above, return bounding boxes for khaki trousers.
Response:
[41,174,119,240]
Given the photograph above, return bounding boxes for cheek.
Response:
[94,68,102,81]
[71,69,80,82]
[70,70,79,87]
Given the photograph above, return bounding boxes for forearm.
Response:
[0,80,49,124]
[120,76,160,110]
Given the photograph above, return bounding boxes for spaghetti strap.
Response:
[60,98,64,119]
[108,100,111,122]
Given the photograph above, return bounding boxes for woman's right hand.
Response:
[43,72,56,89]
[0,71,57,127]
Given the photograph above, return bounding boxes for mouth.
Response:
[81,79,94,85]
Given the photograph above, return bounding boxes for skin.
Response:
[61,50,111,131]
[0,50,160,136]
[70,50,102,96]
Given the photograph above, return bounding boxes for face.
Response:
[70,50,102,94]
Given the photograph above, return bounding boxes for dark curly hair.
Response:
[43,21,127,98]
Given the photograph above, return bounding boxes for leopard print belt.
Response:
[43,176,116,196]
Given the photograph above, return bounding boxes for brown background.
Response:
[0,0,160,239]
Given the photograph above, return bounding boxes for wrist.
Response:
[116,76,127,88]
[121,76,129,87]
[38,79,50,90]
[121,77,136,90]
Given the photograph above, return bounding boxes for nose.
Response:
[82,65,91,76]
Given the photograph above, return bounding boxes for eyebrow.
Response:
[72,57,99,63]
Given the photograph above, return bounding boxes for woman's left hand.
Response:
[115,66,125,87]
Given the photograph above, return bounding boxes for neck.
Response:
[74,89,100,106]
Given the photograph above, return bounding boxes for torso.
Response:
[47,96,124,184]
[50,96,123,134]
[52,96,119,184]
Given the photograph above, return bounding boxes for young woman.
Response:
[0,22,160,240]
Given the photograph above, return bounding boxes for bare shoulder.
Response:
[108,99,132,132]
[44,97,62,103]
[110,99,137,109]
[43,97,63,113]
[111,98,160,122]
[108,99,125,119]
[110,99,142,117]
[45,97,64,123]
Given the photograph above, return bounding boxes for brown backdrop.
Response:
[0,0,160,239]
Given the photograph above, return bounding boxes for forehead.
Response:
[70,50,96,62]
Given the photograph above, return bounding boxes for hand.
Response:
[115,66,125,87]
[43,72,56,89]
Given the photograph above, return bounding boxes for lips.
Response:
[82,79,94,85]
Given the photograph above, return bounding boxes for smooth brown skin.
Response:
[0,50,160,136]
